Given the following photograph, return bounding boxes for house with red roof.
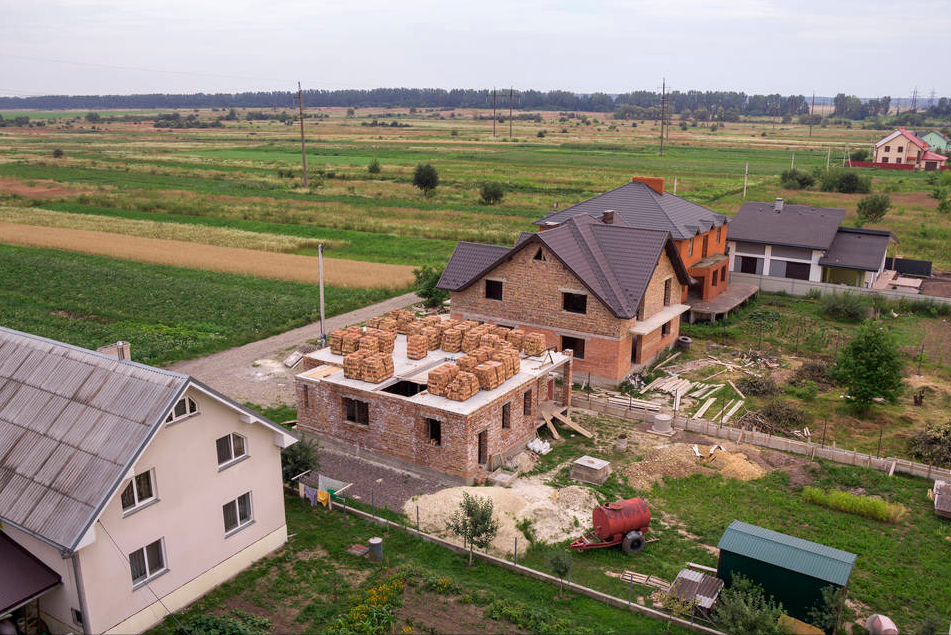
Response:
[873,128,947,170]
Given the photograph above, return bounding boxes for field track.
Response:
[0,222,414,289]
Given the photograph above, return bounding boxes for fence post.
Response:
[514,537,518,566]
[416,506,420,534]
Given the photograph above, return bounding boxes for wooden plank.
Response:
[699,384,722,399]
[722,400,744,423]
[687,562,718,573]
[552,411,594,438]
[710,399,735,422]
[727,380,746,400]
[693,397,716,419]
[655,352,681,369]
[542,413,561,440]
[640,376,664,394]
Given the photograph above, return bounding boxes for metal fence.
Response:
[729,271,951,305]
[571,392,951,482]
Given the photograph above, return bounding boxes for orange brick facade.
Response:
[674,227,730,301]
[449,242,684,385]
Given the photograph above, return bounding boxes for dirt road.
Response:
[169,291,421,406]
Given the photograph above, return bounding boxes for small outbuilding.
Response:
[717,521,856,625]
[934,480,951,519]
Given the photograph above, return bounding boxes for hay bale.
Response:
[407,334,429,360]
[523,332,547,356]
[421,326,440,350]
[358,336,379,353]
[343,351,368,379]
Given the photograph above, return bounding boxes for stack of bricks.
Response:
[479,333,500,348]
[421,326,440,350]
[462,330,485,353]
[378,317,397,332]
[445,371,480,401]
[506,329,525,352]
[421,315,442,328]
[435,320,456,337]
[365,316,383,329]
[523,332,547,356]
[361,353,394,383]
[374,330,396,354]
[440,328,464,352]
[358,335,379,354]
[343,351,367,379]
[492,348,520,377]
[490,325,511,339]
[474,360,504,390]
[455,355,478,372]
[329,330,346,355]
[341,331,363,354]
[406,334,429,360]
[427,364,458,397]
[470,346,493,363]
[393,310,416,334]
[404,321,424,337]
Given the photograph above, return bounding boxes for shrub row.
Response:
[802,487,907,523]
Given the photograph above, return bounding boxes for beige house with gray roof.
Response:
[0,327,297,634]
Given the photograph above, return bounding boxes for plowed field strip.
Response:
[0,223,413,289]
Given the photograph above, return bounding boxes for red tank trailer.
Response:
[570,498,651,554]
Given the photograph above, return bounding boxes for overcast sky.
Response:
[2,0,949,99]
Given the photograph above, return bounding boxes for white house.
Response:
[0,327,297,634]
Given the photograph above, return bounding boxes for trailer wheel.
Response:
[622,530,644,554]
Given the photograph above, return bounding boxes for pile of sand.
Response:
[708,449,766,481]
[405,479,597,556]
[624,444,706,491]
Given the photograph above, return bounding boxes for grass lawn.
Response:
[144,495,688,635]
[0,244,403,366]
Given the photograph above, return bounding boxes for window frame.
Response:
[501,402,511,429]
[687,239,694,256]
[661,321,671,337]
[716,226,722,243]
[222,491,254,537]
[560,335,585,360]
[884,145,890,152]
[523,389,532,416]
[216,433,248,469]
[561,292,588,315]
[165,396,198,424]
[663,278,672,306]
[425,418,442,447]
[485,279,503,301]
[343,397,370,425]
[129,538,167,589]
[120,468,157,515]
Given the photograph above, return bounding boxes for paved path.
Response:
[169,292,421,406]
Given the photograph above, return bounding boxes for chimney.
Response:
[631,175,665,195]
[97,341,131,361]
[539,222,560,232]
[774,198,784,212]
[602,210,615,225]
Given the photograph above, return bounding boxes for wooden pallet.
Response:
[620,570,671,591]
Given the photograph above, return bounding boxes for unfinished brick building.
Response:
[295,313,572,483]
[536,176,730,303]
[437,213,692,385]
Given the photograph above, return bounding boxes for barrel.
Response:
[368,536,383,562]
[592,498,651,541]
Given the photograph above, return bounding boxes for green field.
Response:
[0,244,401,365]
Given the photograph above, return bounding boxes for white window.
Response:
[120,469,156,512]
[216,433,247,467]
[129,538,166,586]
[223,492,253,534]
[165,396,198,424]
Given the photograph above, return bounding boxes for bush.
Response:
[817,168,871,194]
[761,399,812,431]
[412,163,439,194]
[779,168,815,190]
[850,148,870,162]
[367,158,381,174]
[907,421,951,468]
[832,321,904,411]
[412,265,448,308]
[713,574,787,635]
[479,182,504,205]
[536,130,547,137]
[736,375,780,396]
[785,380,818,401]
[281,436,319,483]
[188,610,271,635]
[856,193,891,223]
[52,148,64,158]
[802,487,907,523]
[820,291,870,321]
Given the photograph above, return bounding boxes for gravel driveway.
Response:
[169,292,420,406]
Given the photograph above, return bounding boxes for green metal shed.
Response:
[716,521,856,624]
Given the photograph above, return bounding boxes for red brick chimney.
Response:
[631,175,665,195]
[602,210,615,224]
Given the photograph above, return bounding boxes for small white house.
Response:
[0,327,297,634]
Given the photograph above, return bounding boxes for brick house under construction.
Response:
[536,176,730,303]
[437,212,692,385]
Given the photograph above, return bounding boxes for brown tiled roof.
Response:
[730,202,845,250]
[438,215,691,319]
[534,180,727,240]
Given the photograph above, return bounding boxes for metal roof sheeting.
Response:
[718,521,856,587]
[729,202,845,251]
[0,326,188,550]
[819,228,894,272]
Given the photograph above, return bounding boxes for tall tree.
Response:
[832,321,904,412]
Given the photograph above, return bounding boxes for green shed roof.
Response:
[718,521,856,587]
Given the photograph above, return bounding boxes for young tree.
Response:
[413,163,439,195]
[807,585,847,635]
[549,553,570,595]
[367,158,381,174]
[479,182,504,205]
[446,492,499,566]
[831,321,904,412]
[856,193,891,224]
[713,574,788,635]
[281,436,319,483]
[412,265,448,308]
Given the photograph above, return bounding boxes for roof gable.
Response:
[718,521,856,587]
[877,128,927,149]
[534,181,727,240]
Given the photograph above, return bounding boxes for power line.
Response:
[96,520,192,635]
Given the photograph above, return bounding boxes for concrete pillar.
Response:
[561,351,573,409]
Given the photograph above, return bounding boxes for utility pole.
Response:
[297,82,307,188]
[509,87,513,138]
[743,162,749,198]
[809,92,816,137]
[659,77,666,156]
[492,88,497,137]
[318,244,326,343]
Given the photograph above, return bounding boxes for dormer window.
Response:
[165,397,198,424]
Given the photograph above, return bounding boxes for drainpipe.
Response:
[69,550,92,635]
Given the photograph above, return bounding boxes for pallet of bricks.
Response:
[523,332,547,356]
[427,363,479,401]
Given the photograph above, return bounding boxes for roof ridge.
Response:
[569,218,628,313]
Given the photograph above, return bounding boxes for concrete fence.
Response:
[729,271,951,304]
[572,392,951,482]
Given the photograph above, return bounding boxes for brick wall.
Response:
[675,226,727,269]
[296,375,545,482]
[635,321,680,365]
[641,251,680,316]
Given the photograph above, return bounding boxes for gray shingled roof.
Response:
[819,228,894,271]
[0,327,189,551]
[436,242,510,291]
[534,180,728,240]
[438,215,691,319]
[718,521,856,587]
[730,202,845,250]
